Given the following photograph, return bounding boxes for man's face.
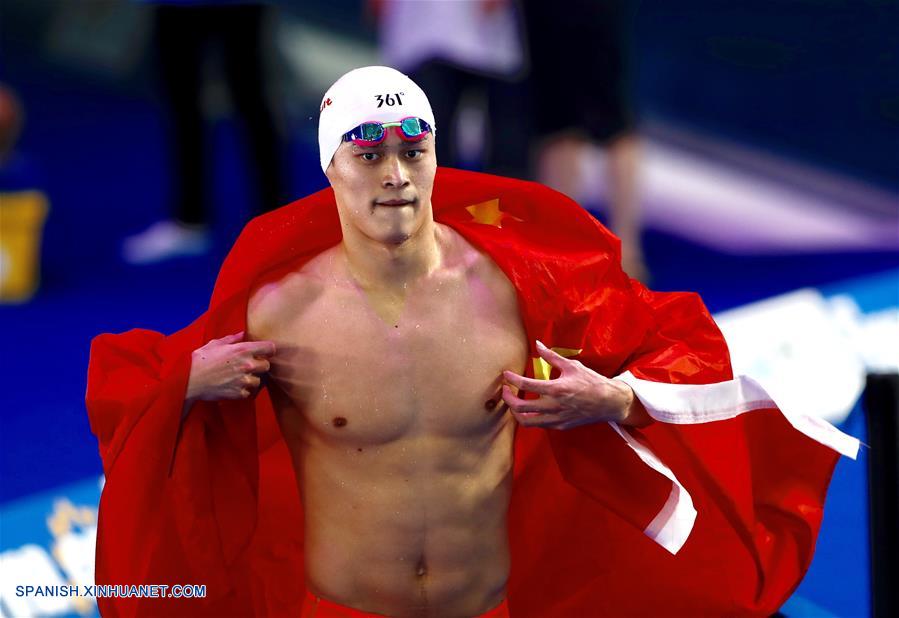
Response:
[326,129,437,246]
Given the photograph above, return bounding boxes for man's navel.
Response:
[415,555,428,578]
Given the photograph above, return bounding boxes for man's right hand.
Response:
[184,331,276,411]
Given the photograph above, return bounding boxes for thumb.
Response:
[218,331,246,344]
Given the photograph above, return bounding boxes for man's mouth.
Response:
[375,198,415,206]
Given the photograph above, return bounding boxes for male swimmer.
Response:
[88,66,857,618]
[184,66,645,617]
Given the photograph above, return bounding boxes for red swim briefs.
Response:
[300,590,510,617]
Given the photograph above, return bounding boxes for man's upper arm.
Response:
[247,280,283,342]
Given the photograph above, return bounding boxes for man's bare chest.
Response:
[266,270,528,446]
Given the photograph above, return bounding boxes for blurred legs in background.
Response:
[124,4,285,264]
[376,0,528,177]
[411,59,529,178]
[536,131,646,281]
[524,0,648,281]
[606,132,644,281]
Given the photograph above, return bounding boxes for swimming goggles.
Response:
[342,117,432,147]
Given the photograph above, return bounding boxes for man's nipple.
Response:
[485,388,502,412]
[332,416,348,428]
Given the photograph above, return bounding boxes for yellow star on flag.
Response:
[533,347,583,380]
[465,199,522,228]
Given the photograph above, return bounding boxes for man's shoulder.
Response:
[246,247,339,336]
[441,224,519,301]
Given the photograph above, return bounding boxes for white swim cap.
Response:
[318,66,436,173]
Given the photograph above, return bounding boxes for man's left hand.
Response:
[502,340,649,430]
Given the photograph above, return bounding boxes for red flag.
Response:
[87,168,855,616]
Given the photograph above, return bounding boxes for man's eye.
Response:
[360,152,379,161]
[404,150,423,159]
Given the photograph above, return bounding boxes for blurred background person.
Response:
[522,0,647,281]
[0,83,49,303]
[0,86,25,170]
[122,1,287,265]
[373,0,529,178]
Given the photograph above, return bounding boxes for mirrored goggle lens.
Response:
[357,123,386,142]
[344,118,431,144]
[399,117,426,138]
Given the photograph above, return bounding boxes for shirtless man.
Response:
[85,65,858,618]
[181,67,647,617]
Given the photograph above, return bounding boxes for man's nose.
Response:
[381,154,410,189]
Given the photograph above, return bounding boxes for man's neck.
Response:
[341,217,444,293]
